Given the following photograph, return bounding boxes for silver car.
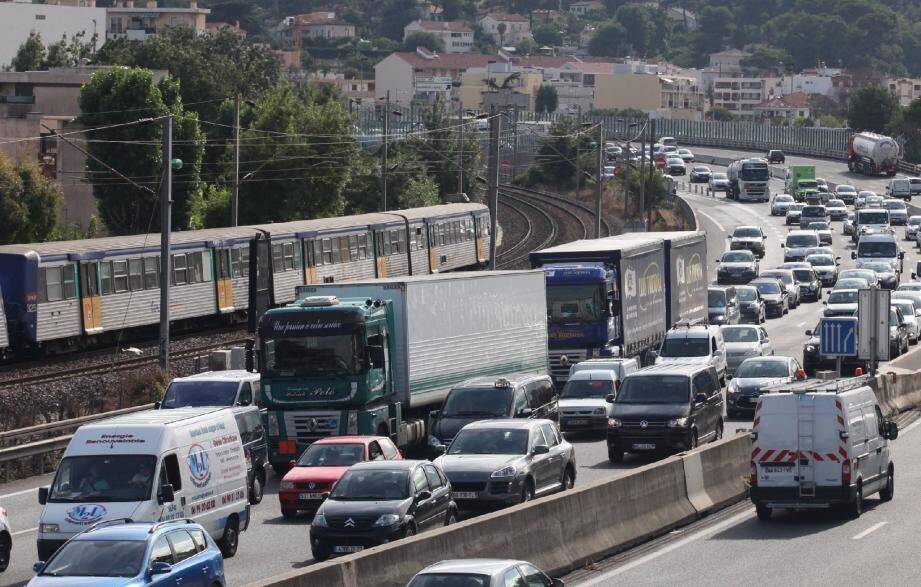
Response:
[721,324,774,376]
[826,198,848,220]
[891,299,920,343]
[709,172,730,193]
[883,199,909,225]
[824,288,858,317]
[771,194,795,216]
[760,269,801,307]
[906,215,921,241]
[408,559,564,587]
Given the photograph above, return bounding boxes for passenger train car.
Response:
[0,203,490,355]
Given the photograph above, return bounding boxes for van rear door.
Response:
[754,396,798,489]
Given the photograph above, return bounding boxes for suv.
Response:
[233,406,268,505]
[30,519,225,586]
[428,374,558,450]
[559,370,619,434]
[766,149,785,163]
[653,323,727,387]
[728,225,767,257]
[606,364,724,462]
[799,205,829,229]
[434,419,576,509]
[158,370,260,409]
[708,286,740,325]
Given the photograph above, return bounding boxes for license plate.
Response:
[747,397,758,404]
[763,464,793,473]
[333,545,364,554]
[631,443,656,450]
[567,418,589,426]
[298,492,324,500]
[453,491,478,499]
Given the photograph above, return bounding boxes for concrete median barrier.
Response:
[250,436,752,587]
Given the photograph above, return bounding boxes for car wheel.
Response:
[281,508,297,520]
[715,419,724,441]
[608,448,624,463]
[249,471,264,505]
[520,480,535,503]
[0,532,9,573]
[880,465,894,502]
[756,503,772,521]
[562,466,576,490]
[312,545,330,562]
[444,509,457,526]
[218,516,240,558]
[849,481,864,519]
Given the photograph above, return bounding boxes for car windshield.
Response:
[668,158,683,164]
[807,255,835,266]
[616,375,690,404]
[160,380,239,408]
[448,428,529,455]
[802,207,825,217]
[837,185,856,193]
[49,455,157,503]
[828,291,858,304]
[798,180,818,189]
[733,228,761,238]
[857,241,898,258]
[892,302,915,317]
[890,309,901,326]
[775,195,793,203]
[762,272,792,285]
[708,290,726,307]
[40,539,146,578]
[562,378,614,399]
[792,269,816,282]
[840,270,873,281]
[827,200,845,207]
[786,235,818,248]
[297,443,365,467]
[263,329,365,377]
[441,387,512,418]
[898,283,921,291]
[885,201,907,210]
[546,283,606,323]
[754,281,780,294]
[659,336,709,358]
[722,252,753,262]
[722,327,759,342]
[736,360,790,378]
[408,575,491,587]
[736,287,758,301]
[694,166,709,172]
[329,469,409,500]
[857,211,889,224]
[909,217,921,226]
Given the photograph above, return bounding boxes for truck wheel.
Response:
[755,503,772,521]
[608,448,623,463]
[218,516,240,558]
[849,481,864,519]
[880,465,894,502]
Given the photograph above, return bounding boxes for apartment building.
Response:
[106,0,209,41]
[478,12,531,46]
[701,70,780,119]
[753,92,812,122]
[0,1,105,68]
[592,73,706,119]
[887,78,921,107]
[280,11,355,45]
[403,20,474,53]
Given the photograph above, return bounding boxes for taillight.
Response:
[750,461,757,487]
[842,460,852,484]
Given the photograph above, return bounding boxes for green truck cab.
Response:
[788,165,818,202]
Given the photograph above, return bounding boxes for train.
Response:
[0,203,490,356]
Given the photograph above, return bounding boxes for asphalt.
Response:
[3,146,921,585]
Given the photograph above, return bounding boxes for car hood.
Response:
[284,465,350,485]
[40,502,147,537]
[25,577,137,587]
[761,293,783,302]
[826,303,858,311]
[733,237,762,243]
[435,454,521,475]
[611,402,690,419]
[656,355,710,365]
[712,178,729,184]
[434,416,504,441]
[725,342,761,353]
[318,497,410,518]
[560,398,608,410]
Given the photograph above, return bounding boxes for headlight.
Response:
[712,315,725,323]
[40,523,59,534]
[311,514,328,528]
[280,481,295,490]
[608,418,622,428]
[267,412,279,436]
[593,407,606,415]
[372,514,401,527]
[491,465,517,478]
[805,344,816,352]
[668,417,690,428]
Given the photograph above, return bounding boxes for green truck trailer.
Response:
[788,165,819,201]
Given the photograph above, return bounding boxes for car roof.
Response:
[568,369,617,381]
[419,560,530,575]
[733,225,759,231]
[858,233,897,242]
[631,364,705,376]
[312,435,388,446]
[460,419,550,430]
[73,520,201,542]
[741,355,789,363]
[664,326,713,339]
[170,370,259,383]
[455,372,549,389]
[349,459,423,471]
[829,288,859,294]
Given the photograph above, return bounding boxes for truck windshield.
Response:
[798,180,818,189]
[561,379,614,398]
[40,539,146,578]
[857,241,897,258]
[659,337,708,357]
[448,428,529,455]
[616,375,689,404]
[160,381,239,408]
[264,328,365,376]
[441,387,512,418]
[546,284,605,322]
[49,455,157,503]
[740,165,769,181]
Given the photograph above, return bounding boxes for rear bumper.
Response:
[751,485,857,508]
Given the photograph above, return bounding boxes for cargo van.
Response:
[37,408,250,561]
[158,370,260,409]
[750,377,898,520]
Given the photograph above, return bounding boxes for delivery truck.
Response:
[252,271,548,472]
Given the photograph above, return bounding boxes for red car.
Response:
[277,435,402,519]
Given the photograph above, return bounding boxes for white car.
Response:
[825,198,848,220]
[720,324,774,376]
[677,148,695,162]
[709,172,730,193]
[823,288,859,317]
[602,165,616,179]
[906,215,921,241]
[0,505,9,573]
[770,194,795,216]
[892,299,920,343]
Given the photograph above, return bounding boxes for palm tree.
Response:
[497,22,507,46]
[484,71,521,91]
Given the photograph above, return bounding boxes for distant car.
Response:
[766,149,785,163]
[716,250,759,284]
[735,285,765,324]
[751,278,790,317]
[728,225,766,257]
[709,172,730,193]
[602,165,616,179]
[559,369,619,434]
[708,285,740,325]
[770,194,795,216]
[883,198,909,225]
[815,178,828,193]
[865,195,884,209]
[278,435,402,519]
[892,299,920,344]
[727,356,800,418]
[677,148,695,162]
[839,268,879,288]
[158,370,260,409]
[825,198,848,220]
[843,212,856,236]
[690,165,711,183]
[408,559,564,587]
[855,190,876,209]
[833,277,871,291]
[906,215,921,241]
[824,288,859,317]
[667,157,686,176]
[806,221,833,245]
[805,254,839,287]
[889,307,911,357]
[720,324,774,376]
[790,266,823,302]
[835,184,858,204]
[760,269,801,308]
[0,506,8,573]
[28,519,225,586]
[785,203,805,225]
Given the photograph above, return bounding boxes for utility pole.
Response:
[638,120,647,231]
[456,97,464,194]
[158,115,173,372]
[487,106,501,270]
[382,90,390,211]
[594,121,603,238]
[512,106,520,182]
[574,105,582,192]
[647,118,656,229]
[231,94,240,227]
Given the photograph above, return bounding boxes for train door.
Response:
[215,248,234,312]
[375,231,389,278]
[79,262,103,333]
[303,239,318,285]
[475,215,488,264]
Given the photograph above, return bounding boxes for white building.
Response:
[708,49,750,71]
[569,1,604,17]
[887,77,921,107]
[702,69,780,120]
[0,1,106,68]
[781,67,844,98]
[403,20,473,53]
[478,12,531,46]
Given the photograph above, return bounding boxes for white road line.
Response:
[696,210,724,232]
[0,486,41,500]
[579,508,754,585]
[899,416,921,436]
[798,321,808,327]
[851,521,887,540]
[12,526,37,537]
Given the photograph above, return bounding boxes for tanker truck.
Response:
[848,132,901,176]
[727,158,770,202]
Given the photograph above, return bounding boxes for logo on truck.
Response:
[65,504,107,525]
[187,443,212,488]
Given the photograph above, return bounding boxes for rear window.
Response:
[802,206,826,217]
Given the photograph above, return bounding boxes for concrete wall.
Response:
[374,55,414,106]
[0,3,105,69]
[594,73,660,112]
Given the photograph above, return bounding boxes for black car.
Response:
[802,321,866,375]
[751,278,789,317]
[708,286,740,325]
[767,149,785,163]
[716,250,759,285]
[735,285,765,324]
[791,267,822,302]
[606,364,724,462]
[690,165,712,183]
[233,406,268,505]
[309,460,456,561]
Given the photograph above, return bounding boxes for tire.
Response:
[562,466,576,491]
[444,509,457,526]
[880,465,894,502]
[715,419,724,441]
[249,470,264,505]
[608,448,624,463]
[849,481,864,519]
[281,508,297,520]
[218,516,240,558]
[404,524,417,538]
[312,546,330,562]
[520,480,535,503]
[0,532,9,573]
[756,503,772,521]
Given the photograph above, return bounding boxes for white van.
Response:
[886,177,911,200]
[653,323,728,387]
[37,408,250,561]
[568,357,640,383]
[157,370,260,409]
[659,136,678,148]
[750,377,898,520]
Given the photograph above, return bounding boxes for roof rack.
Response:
[148,519,197,534]
[764,374,874,395]
[672,318,705,329]
[85,518,134,533]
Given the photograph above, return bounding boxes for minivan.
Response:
[708,285,740,325]
[653,323,727,387]
[886,177,911,200]
[799,205,829,229]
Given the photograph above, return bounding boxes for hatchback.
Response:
[408,559,563,587]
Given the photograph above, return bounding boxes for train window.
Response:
[129,258,143,291]
[172,254,187,285]
[188,252,205,283]
[231,247,249,278]
[358,234,369,259]
[200,252,212,282]
[113,260,129,293]
[100,262,114,295]
[414,227,424,250]
[378,233,390,257]
[390,230,404,255]
[347,235,358,261]
[337,237,349,264]
[321,238,333,265]
[144,257,159,289]
[271,244,283,273]
[40,267,62,302]
[62,266,76,299]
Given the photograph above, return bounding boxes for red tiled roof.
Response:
[757,91,811,109]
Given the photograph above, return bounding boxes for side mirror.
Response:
[885,420,899,440]
[780,243,785,248]
[715,259,721,263]
[289,459,297,468]
[416,490,432,502]
[429,409,440,421]
[694,393,708,404]
[518,407,533,418]
[648,350,658,361]
[33,562,45,573]
[153,399,161,409]
[851,252,857,259]
[150,561,172,575]
[158,483,175,505]
[912,273,917,280]
[725,235,731,239]
[532,444,550,455]
[900,251,906,259]
[605,394,615,403]
[38,486,49,505]
[321,492,330,500]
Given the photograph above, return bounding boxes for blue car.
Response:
[29,519,225,586]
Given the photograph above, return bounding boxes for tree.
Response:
[401,32,445,53]
[535,84,559,114]
[516,37,537,56]
[78,68,205,235]
[532,24,563,47]
[709,107,734,121]
[11,32,45,72]
[588,21,629,57]
[740,44,793,72]
[615,4,655,57]
[12,31,98,71]
[497,22,507,46]
[0,153,62,245]
[848,85,899,133]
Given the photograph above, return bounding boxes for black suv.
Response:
[606,364,724,462]
[767,149,785,163]
[310,460,456,561]
[233,406,267,505]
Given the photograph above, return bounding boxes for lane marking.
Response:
[696,210,724,232]
[798,321,808,327]
[899,415,921,436]
[579,507,754,584]
[851,521,887,540]
[12,526,37,537]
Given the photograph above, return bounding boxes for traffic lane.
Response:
[0,473,56,586]
[570,414,921,586]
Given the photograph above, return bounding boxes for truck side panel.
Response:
[620,247,667,355]
[667,233,708,327]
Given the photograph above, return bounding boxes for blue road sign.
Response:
[820,317,858,357]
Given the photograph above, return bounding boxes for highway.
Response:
[2,147,921,585]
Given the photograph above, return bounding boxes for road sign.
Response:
[820,317,858,356]
[858,288,890,363]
